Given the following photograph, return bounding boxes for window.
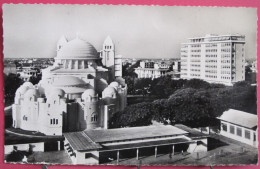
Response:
[50,119,52,124]
[237,127,242,137]
[245,130,251,140]
[91,113,98,122]
[85,153,92,159]
[56,119,58,124]
[53,118,56,124]
[222,123,227,132]
[23,116,28,121]
[230,125,235,134]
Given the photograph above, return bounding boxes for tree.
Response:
[4,73,24,106]
[184,78,210,89]
[110,81,257,128]
[110,102,155,128]
[5,150,26,162]
[29,74,42,85]
[122,60,140,77]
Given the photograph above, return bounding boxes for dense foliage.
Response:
[29,74,42,85]
[4,73,24,106]
[110,79,257,128]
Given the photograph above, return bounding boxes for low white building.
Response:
[63,125,208,164]
[135,61,169,79]
[218,109,258,147]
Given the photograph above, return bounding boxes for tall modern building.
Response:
[180,34,245,85]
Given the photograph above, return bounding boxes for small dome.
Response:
[24,89,40,99]
[102,86,117,97]
[57,38,98,59]
[23,82,33,88]
[15,85,30,96]
[51,88,65,98]
[82,89,96,99]
[109,81,119,90]
[53,76,87,87]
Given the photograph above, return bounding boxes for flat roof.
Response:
[85,125,188,143]
[64,125,189,151]
[218,109,257,129]
[63,132,102,151]
[101,137,192,151]
[188,34,245,40]
[174,124,209,139]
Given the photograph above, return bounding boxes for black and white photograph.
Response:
[3,4,258,166]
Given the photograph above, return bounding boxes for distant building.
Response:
[172,60,181,72]
[12,36,127,136]
[180,34,246,85]
[4,63,16,75]
[64,125,208,164]
[135,61,169,79]
[218,109,258,147]
[17,67,39,81]
[251,60,257,73]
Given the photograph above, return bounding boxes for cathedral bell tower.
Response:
[101,36,115,81]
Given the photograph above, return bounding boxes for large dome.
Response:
[53,76,87,87]
[52,76,91,94]
[57,38,98,59]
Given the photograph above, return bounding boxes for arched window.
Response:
[91,113,98,122]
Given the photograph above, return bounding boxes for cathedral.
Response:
[12,36,127,136]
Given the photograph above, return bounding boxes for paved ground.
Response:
[27,151,72,165]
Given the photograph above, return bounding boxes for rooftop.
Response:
[85,125,188,143]
[63,125,189,151]
[63,132,102,151]
[218,109,257,129]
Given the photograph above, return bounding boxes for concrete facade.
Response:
[220,121,258,147]
[12,36,127,136]
[218,109,258,147]
[180,34,245,85]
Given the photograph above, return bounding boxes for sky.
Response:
[3,4,257,60]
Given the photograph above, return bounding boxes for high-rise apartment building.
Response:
[180,34,245,85]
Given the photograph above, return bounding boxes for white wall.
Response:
[220,121,257,147]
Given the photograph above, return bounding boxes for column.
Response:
[69,60,72,69]
[172,145,175,156]
[75,60,78,69]
[155,146,157,158]
[117,150,119,164]
[57,141,60,151]
[136,148,139,160]
[82,60,85,69]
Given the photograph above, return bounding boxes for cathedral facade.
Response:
[12,36,127,136]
